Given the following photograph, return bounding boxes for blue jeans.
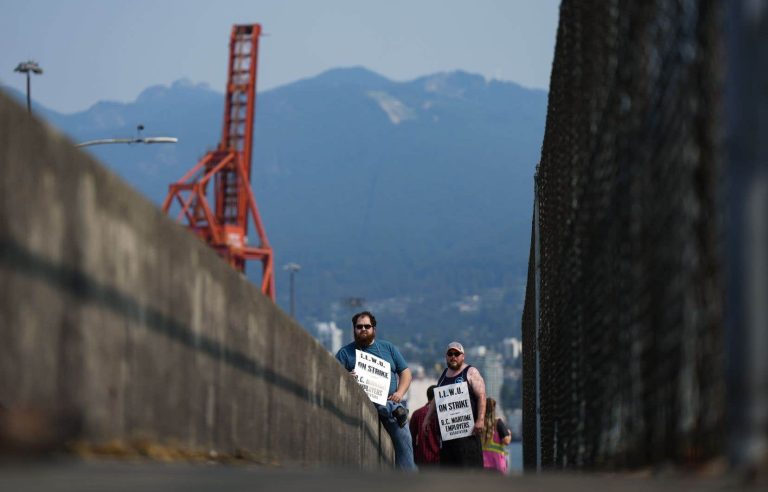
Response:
[375,401,417,471]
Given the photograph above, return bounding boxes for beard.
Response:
[354,329,375,346]
[447,359,461,370]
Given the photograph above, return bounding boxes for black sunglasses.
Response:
[446,351,462,357]
[355,324,373,330]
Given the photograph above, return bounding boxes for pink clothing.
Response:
[482,427,508,473]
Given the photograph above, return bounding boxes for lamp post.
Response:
[14,60,43,114]
[283,263,301,317]
[76,124,178,148]
[75,136,178,148]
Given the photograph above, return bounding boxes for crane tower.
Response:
[162,24,275,300]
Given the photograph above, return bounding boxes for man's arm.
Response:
[389,367,412,403]
[422,398,436,435]
[467,367,486,435]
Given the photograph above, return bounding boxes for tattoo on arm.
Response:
[468,367,486,395]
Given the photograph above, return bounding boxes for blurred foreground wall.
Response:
[0,91,393,468]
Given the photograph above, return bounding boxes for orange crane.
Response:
[162,24,275,300]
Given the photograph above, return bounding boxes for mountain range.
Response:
[2,67,547,364]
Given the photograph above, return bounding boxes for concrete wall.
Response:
[0,91,393,468]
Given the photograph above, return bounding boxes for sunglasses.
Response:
[355,324,373,330]
[446,351,462,357]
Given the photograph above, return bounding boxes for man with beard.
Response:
[425,341,486,468]
[335,311,415,470]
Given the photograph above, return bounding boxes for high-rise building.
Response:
[482,351,505,405]
[315,321,343,355]
[467,345,505,406]
[502,337,523,360]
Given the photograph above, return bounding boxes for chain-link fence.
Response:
[522,0,728,470]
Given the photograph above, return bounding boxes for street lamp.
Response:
[14,60,43,114]
[75,137,178,148]
[283,263,301,317]
[76,124,178,148]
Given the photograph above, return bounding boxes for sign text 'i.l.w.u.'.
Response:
[354,349,391,405]
[435,381,474,440]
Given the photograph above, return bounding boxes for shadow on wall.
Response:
[0,90,394,468]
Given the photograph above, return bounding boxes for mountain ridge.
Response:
[1,67,546,361]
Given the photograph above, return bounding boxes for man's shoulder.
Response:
[377,339,407,362]
[340,341,356,350]
[466,365,484,379]
[335,342,356,358]
[376,338,398,349]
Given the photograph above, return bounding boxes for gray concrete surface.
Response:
[0,91,393,469]
[0,460,761,492]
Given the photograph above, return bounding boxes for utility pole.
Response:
[284,263,301,317]
[14,60,43,114]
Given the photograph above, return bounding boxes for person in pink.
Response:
[481,397,512,473]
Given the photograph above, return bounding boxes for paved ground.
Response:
[0,460,760,492]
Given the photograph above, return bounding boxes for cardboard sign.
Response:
[435,381,474,440]
[354,349,391,405]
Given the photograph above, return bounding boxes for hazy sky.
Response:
[1,0,560,114]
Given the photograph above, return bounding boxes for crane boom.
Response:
[162,24,275,300]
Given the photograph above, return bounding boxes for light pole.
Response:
[14,60,43,114]
[76,136,178,148]
[76,124,178,148]
[284,263,301,317]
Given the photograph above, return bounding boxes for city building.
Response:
[466,345,505,406]
[315,321,343,355]
[502,337,523,360]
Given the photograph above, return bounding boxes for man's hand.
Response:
[473,418,484,435]
[388,390,404,403]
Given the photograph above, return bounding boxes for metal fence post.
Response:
[724,0,768,475]
[533,170,543,472]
